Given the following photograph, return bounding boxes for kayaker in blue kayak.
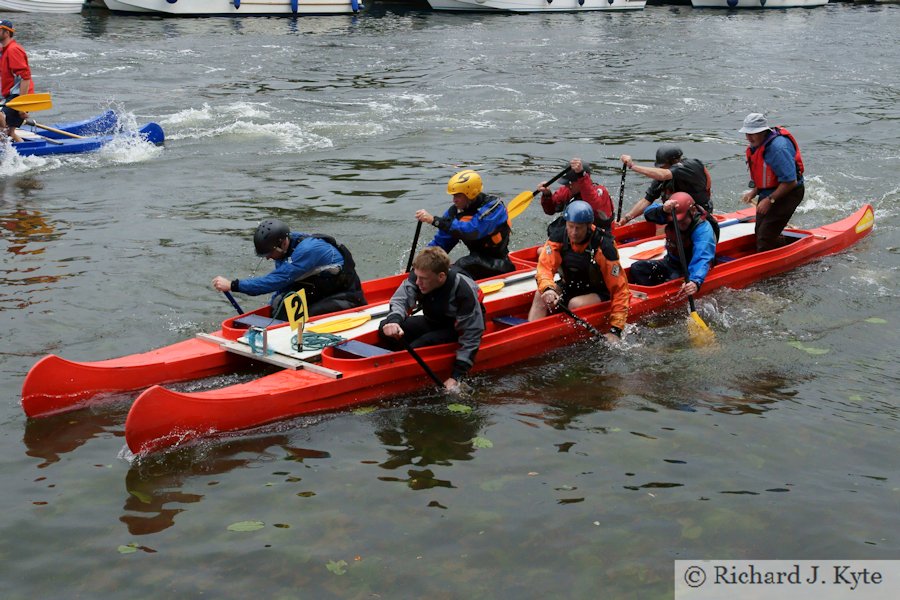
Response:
[527,200,630,344]
[414,169,516,281]
[212,218,366,320]
[0,20,34,142]
[379,246,485,393]
[628,192,716,302]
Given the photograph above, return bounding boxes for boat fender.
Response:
[727,0,738,5]
[579,0,584,5]
[291,0,298,12]
[234,0,240,7]
[350,0,358,11]
[760,0,766,5]
[607,0,614,4]
[166,0,176,4]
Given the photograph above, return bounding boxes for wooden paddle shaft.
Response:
[28,121,86,140]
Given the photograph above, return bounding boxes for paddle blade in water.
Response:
[507,190,535,220]
[688,310,716,347]
[6,93,52,112]
[479,280,505,295]
[306,313,371,334]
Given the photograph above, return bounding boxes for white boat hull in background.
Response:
[429,0,645,9]
[691,0,827,7]
[101,0,363,14]
[0,0,84,12]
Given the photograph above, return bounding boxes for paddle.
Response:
[223,291,245,315]
[405,221,422,273]
[3,93,52,113]
[628,215,756,262]
[478,280,505,295]
[556,303,604,338]
[307,312,371,334]
[401,338,444,388]
[615,164,627,222]
[506,166,571,220]
[671,213,715,345]
[24,119,85,140]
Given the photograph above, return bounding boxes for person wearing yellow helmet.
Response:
[414,169,515,280]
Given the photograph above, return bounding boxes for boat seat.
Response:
[781,230,808,240]
[234,314,287,329]
[493,316,528,328]
[336,340,392,358]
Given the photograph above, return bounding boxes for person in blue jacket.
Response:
[628,192,716,301]
[414,169,515,280]
[212,218,366,319]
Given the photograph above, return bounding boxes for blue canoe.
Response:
[11,111,165,157]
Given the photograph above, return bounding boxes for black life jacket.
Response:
[286,234,363,300]
[558,227,619,300]
[447,193,511,259]
[407,266,480,328]
[663,208,716,264]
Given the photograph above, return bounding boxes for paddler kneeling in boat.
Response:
[527,200,630,345]
[212,218,366,320]
[379,246,485,393]
[538,157,614,233]
[414,169,516,281]
[628,192,716,301]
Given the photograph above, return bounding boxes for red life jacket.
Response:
[746,127,805,191]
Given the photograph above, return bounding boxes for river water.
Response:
[1,4,897,598]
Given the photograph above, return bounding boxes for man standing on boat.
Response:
[415,169,516,280]
[379,247,485,393]
[0,20,34,143]
[628,193,716,303]
[538,157,614,232]
[616,145,713,228]
[212,218,366,320]
[739,113,806,252]
[527,200,629,345]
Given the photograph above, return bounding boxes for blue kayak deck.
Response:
[11,110,165,157]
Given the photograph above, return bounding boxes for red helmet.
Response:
[669,192,695,222]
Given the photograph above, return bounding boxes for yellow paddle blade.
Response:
[5,93,53,112]
[507,189,535,220]
[630,245,666,261]
[307,312,371,334]
[688,310,716,347]
[479,280,505,295]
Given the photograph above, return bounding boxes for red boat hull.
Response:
[20,218,660,418]
[124,205,874,454]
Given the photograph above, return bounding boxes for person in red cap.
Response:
[0,20,34,142]
[538,157,614,235]
[628,192,716,301]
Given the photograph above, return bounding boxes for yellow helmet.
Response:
[447,169,483,200]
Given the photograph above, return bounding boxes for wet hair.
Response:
[412,246,450,275]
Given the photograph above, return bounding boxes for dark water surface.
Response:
[2,4,898,598]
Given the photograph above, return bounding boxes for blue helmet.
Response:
[563,200,594,224]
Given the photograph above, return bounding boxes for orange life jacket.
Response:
[746,127,805,190]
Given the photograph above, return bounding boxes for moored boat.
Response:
[100,0,363,15]
[119,205,874,454]
[0,0,84,13]
[427,0,645,11]
[690,0,827,7]
[11,110,165,158]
